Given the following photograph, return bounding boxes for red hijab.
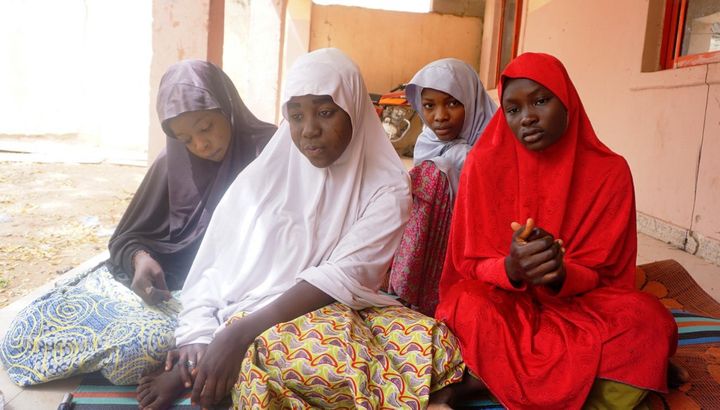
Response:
[439,52,637,299]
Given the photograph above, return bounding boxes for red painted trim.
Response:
[660,0,680,69]
[207,0,225,67]
[661,0,719,69]
[672,0,688,66]
[494,0,523,82]
[511,0,523,58]
[495,0,508,82]
[676,51,720,68]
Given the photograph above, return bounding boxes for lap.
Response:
[0,264,180,386]
[233,303,464,409]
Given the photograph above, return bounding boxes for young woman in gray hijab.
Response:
[109,59,276,303]
[0,60,275,386]
[388,58,497,316]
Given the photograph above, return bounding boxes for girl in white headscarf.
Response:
[137,48,464,410]
[389,58,497,316]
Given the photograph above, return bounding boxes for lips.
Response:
[303,145,324,155]
[522,128,544,144]
[434,127,453,137]
[207,148,224,161]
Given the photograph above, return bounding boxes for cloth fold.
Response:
[436,52,677,409]
[108,60,276,287]
[176,48,411,347]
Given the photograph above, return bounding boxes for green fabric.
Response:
[583,379,649,410]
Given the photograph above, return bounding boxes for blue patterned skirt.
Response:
[0,264,180,386]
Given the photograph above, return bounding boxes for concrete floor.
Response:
[0,235,719,409]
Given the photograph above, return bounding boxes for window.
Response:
[495,0,523,81]
[661,0,720,69]
[479,0,524,89]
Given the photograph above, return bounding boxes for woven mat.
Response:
[72,372,197,410]
[637,259,720,409]
[69,259,717,409]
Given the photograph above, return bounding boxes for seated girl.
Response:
[434,52,678,408]
[389,58,496,315]
[0,60,276,386]
[136,48,465,410]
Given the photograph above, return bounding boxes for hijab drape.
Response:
[436,53,675,408]
[176,49,410,346]
[406,58,497,194]
[108,60,276,289]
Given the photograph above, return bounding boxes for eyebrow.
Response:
[192,113,210,128]
[287,96,335,109]
[502,84,549,103]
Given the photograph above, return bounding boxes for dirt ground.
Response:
[0,160,147,308]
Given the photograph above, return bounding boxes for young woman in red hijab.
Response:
[434,52,678,408]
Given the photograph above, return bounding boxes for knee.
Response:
[622,292,676,340]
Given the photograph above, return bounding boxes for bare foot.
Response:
[668,359,689,388]
[428,371,487,408]
[429,384,455,408]
[136,365,187,410]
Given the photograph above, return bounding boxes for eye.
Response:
[535,96,550,106]
[422,103,434,110]
[319,109,335,118]
[448,100,462,108]
[177,135,192,145]
[200,123,212,132]
[504,106,519,115]
[289,113,303,122]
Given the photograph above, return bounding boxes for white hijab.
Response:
[175,48,410,346]
[406,58,497,194]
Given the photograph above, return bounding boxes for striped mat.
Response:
[673,309,720,346]
[72,372,195,409]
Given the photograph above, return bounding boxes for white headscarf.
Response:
[175,48,410,346]
[406,58,497,194]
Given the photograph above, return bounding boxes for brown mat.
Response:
[637,259,720,409]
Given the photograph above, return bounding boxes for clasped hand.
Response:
[505,218,566,288]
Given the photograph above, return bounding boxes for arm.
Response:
[190,281,335,406]
[108,153,169,276]
[190,184,410,407]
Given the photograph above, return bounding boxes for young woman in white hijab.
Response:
[137,48,464,410]
[388,58,497,316]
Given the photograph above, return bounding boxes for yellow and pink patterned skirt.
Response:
[232,303,465,409]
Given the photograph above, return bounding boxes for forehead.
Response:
[286,94,334,108]
[421,87,454,100]
[167,109,220,132]
[501,78,551,102]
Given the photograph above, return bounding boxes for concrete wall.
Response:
[223,0,286,125]
[148,0,213,161]
[517,0,720,262]
[0,0,151,153]
[309,4,483,94]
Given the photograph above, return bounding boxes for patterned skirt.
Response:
[0,264,179,386]
[389,161,452,316]
[232,303,465,409]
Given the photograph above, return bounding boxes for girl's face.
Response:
[501,78,568,151]
[167,109,232,162]
[286,94,353,168]
[420,88,465,141]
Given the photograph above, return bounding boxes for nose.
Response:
[302,117,321,139]
[520,108,538,127]
[193,136,211,154]
[435,106,450,122]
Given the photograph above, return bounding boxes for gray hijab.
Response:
[406,58,497,194]
[108,60,276,288]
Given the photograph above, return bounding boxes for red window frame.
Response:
[494,0,524,82]
[661,0,720,69]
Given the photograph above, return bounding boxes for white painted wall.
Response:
[0,1,152,153]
